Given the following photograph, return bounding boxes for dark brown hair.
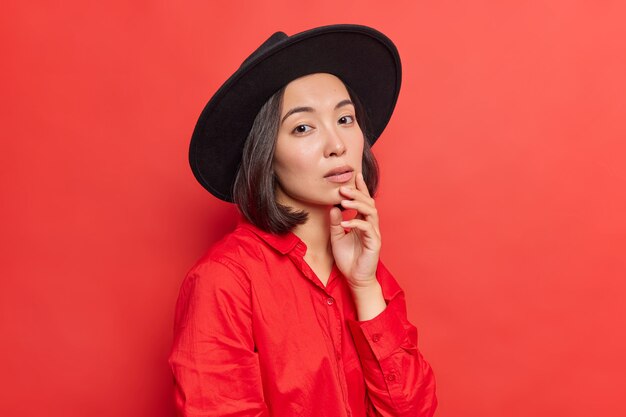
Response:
[233,82,380,234]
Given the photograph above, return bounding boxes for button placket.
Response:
[320,292,350,413]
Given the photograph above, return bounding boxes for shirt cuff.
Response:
[347,301,408,361]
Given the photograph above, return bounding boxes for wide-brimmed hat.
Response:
[189,24,402,202]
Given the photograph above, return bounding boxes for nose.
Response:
[324,127,347,158]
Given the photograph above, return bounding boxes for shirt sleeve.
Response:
[168,257,270,417]
[346,261,438,417]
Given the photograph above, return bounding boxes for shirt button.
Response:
[372,334,381,343]
[326,297,335,306]
[386,373,396,382]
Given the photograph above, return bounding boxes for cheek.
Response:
[352,136,365,168]
[356,140,364,158]
[274,138,319,176]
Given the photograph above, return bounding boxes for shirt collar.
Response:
[237,216,305,255]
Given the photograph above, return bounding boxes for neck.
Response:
[291,205,333,260]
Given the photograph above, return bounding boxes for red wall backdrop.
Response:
[2,1,625,416]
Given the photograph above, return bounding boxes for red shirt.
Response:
[168,219,437,416]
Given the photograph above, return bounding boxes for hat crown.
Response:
[241,31,288,68]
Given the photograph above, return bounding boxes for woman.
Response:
[169,25,437,417]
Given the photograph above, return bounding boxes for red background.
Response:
[2,1,625,416]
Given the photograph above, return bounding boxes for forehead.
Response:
[281,73,350,108]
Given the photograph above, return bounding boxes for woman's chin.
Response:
[329,192,345,207]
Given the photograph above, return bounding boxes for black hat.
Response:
[189,24,402,202]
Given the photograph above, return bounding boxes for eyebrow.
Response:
[280,99,354,125]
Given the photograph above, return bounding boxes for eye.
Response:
[292,124,312,135]
[338,115,355,125]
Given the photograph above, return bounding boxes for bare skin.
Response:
[274,73,386,321]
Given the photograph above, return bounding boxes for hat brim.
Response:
[189,24,402,202]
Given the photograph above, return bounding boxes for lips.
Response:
[324,165,354,183]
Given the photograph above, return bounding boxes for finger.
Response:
[340,199,378,218]
[355,172,372,198]
[329,206,346,243]
[341,199,380,235]
[339,218,381,249]
[339,185,375,207]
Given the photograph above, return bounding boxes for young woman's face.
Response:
[273,73,364,210]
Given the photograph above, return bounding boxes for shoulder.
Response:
[187,224,270,284]
[176,227,259,304]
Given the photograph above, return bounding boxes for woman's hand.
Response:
[329,172,381,290]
